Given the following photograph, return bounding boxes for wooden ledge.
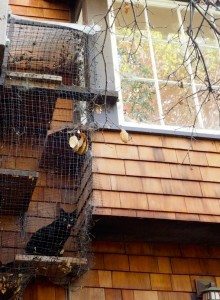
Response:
[0,168,38,178]
[0,168,38,215]
[14,255,87,278]
[6,71,62,83]
[6,71,63,90]
[1,83,118,105]
[15,255,87,266]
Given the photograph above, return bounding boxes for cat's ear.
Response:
[60,208,65,216]
[71,210,77,217]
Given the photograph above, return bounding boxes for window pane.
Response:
[114,2,152,78]
[191,46,220,83]
[113,2,146,30]
[160,84,197,127]
[181,10,217,46]
[153,40,188,81]
[148,6,179,40]
[121,80,160,124]
[117,35,153,78]
[197,88,220,129]
[149,6,188,81]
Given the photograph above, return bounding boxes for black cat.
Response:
[25,209,77,256]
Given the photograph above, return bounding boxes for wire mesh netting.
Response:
[0,15,97,299]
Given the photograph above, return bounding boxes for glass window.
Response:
[122,79,159,124]
[160,83,197,127]
[113,1,220,131]
[149,7,187,82]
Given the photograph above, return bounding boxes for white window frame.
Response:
[0,0,8,47]
[0,0,8,80]
[105,0,220,139]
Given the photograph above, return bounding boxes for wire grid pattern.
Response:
[0,16,95,298]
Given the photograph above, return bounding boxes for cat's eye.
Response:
[63,218,67,221]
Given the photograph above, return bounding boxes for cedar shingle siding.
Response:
[92,131,220,222]
[9,0,71,21]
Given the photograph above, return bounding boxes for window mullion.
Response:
[143,6,165,125]
[210,11,220,76]
[177,7,204,128]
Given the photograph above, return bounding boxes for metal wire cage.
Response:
[0,14,98,298]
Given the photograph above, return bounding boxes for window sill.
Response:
[119,121,220,140]
[94,101,220,141]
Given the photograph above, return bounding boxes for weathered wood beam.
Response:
[0,168,38,178]
[6,71,63,89]
[7,71,62,83]
[15,254,87,265]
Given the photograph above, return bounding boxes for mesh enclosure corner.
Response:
[0,15,96,297]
